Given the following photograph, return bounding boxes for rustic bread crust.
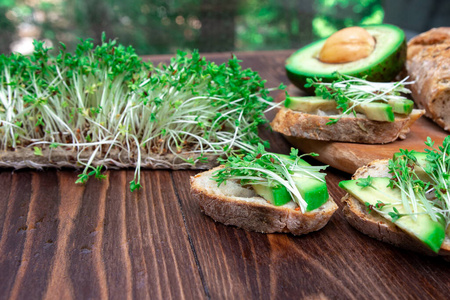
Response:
[342,159,450,257]
[406,27,450,131]
[270,107,424,144]
[190,167,338,235]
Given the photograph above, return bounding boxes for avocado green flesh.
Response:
[279,154,329,211]
[253,184,291,206]
[393,151,428,167]
[285,96,398,122]
[339,177,446,253]
[293,176,329,211]
[285,96,337,112]
[253,154,329,210]
[388,98,414,115]
[286,24,406,93]
[354,102,395,122]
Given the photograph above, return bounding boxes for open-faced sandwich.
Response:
[190,145,337,235]
[271,74,424,144]
[339,137,450,257]
[0,36,277,190]
[271,24,424,144]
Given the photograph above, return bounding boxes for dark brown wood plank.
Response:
[8,171,62,300]
[0,171,13,236]
[0,171,34,298]
[134,170,205,300]
[0,169,205,299]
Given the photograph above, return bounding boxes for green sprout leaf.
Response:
[356,176,373,189]
[33,147,43,156]
[130,180,142,192]
[388,207,403,222]
[76,173,89,184]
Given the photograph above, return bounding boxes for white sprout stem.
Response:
[232,166,308,212]
[263,100,285,113]
[227,109,244,151]
[133,135,142,183]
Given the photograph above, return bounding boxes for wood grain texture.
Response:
[0,170,205,300]
[1,51,450,300]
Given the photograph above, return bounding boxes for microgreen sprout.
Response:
[386,139,450,227]
[421,136,450,227]
[305,73,413,125]
[0,35,280,191]
[213,145,327,212]
[388,153,436,222]
[356,176,375,189]
[364,200,386,214]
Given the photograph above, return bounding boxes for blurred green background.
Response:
[0,0,449,54]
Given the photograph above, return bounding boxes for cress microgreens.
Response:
[387,150,436,221]
[422,136,450,224]
[359,138,450,227]
[0,34,280,191]
[356,176,375,189]
[364,200,386,214]
[212,144,327,212]
[305,72,413,125]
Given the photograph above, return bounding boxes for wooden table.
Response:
[1,51,449,300]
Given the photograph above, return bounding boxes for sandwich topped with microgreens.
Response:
[340,137,450,256]
[0,35,281,191]
[271,73,425,144]
[190,145,338,235]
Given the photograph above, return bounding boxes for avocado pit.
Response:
[319,27,376,64]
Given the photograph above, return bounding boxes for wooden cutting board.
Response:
[276,86,449,174]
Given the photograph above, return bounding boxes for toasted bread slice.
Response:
[190,166,338,235]
[342,159,450,257]
[271,107,424,144]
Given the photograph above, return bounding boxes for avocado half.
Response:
[286,24,406,93]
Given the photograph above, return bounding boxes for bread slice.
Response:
[406,27,450,131]
[342,159,450,257]
[190,166,338,235]
[270,107,424,144]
